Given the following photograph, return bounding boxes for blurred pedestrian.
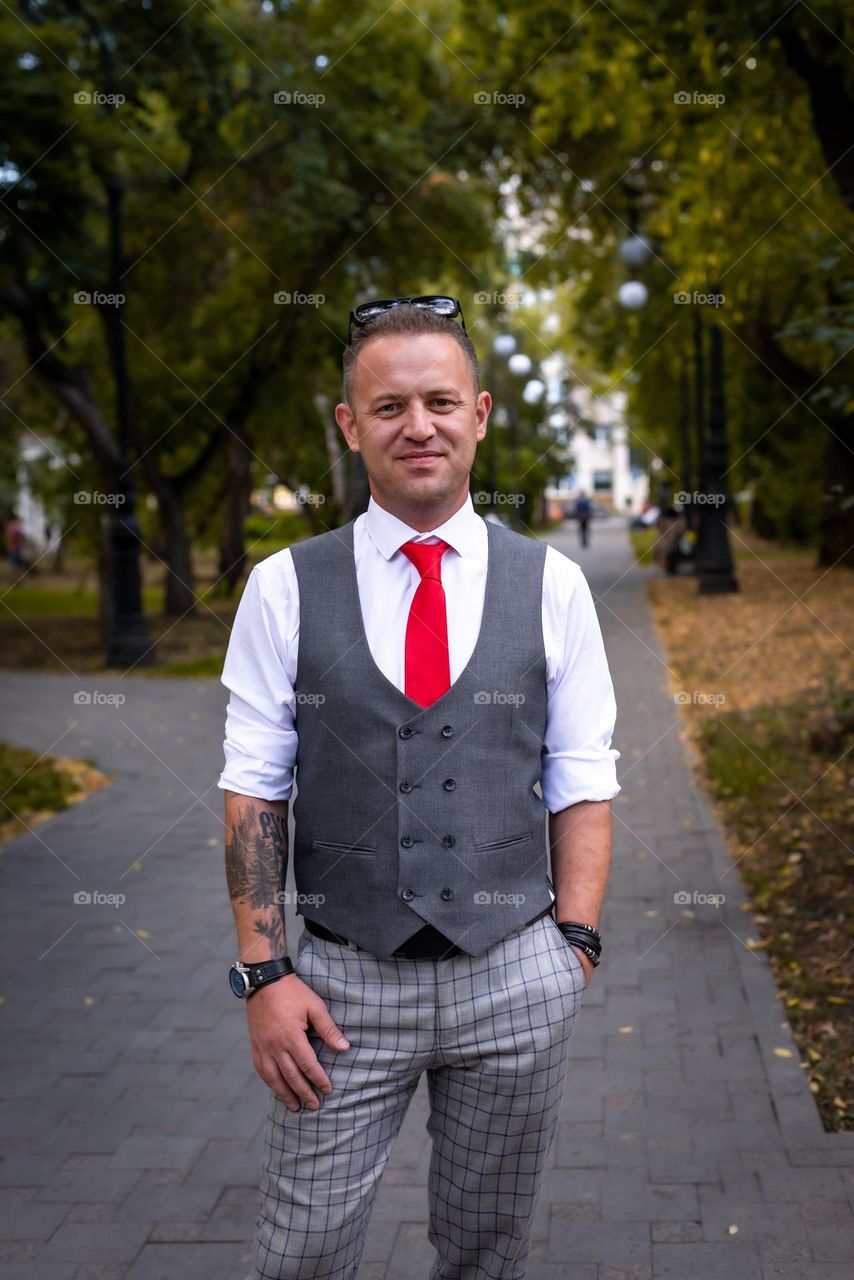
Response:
[574,490,593,547]
[4,510,24,573]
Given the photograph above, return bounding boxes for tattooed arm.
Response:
[224,789,351,1112]
[224,791,290,962]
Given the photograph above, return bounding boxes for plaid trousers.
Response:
[252,911,587,1280]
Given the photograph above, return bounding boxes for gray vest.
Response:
[289,515,553,958]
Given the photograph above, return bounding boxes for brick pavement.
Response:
[0,517,852,1279]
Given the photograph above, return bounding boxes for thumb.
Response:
[312,1007,350,1051]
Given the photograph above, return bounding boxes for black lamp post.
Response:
[695,291,739,595]
[104,174,156,666]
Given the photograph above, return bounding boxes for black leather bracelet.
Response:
[556,921,602,966]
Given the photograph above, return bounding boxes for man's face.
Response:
[335,333,490,516]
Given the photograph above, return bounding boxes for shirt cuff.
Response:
[541,748,621,812]
[217,744,294,802]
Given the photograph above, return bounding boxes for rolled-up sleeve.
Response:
[541,546,621,812]
[216,558,298,802]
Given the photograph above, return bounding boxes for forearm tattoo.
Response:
[226,802,289,954]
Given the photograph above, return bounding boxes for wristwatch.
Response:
[229,957,294,999]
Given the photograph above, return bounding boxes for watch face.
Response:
[229,967,248,998]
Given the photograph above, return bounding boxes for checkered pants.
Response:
[252,912,587,1280]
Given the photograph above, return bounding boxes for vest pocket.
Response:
[473,831,532,852]
[311,839,377,855]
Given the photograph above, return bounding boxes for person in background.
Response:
[574,489,593,547]
[4,511,24,573]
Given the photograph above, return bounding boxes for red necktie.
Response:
[400,538,452,707]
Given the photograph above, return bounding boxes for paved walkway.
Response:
[0,519,852,1280]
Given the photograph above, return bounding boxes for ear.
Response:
[335,401,361,453]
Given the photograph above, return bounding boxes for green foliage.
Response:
[0,741,78,815]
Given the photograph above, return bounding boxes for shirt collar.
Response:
[365,492,482,561]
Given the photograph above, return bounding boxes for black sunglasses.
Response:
[347,295,467,345]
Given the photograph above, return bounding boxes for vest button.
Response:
[401,888,414,902]
[440,887,453,901]
[443,778,456,791]
[441,725,453,738]
[401,835,414,848]
[399,781,413,793]
[442,834,456,847]
[399,725,414,739]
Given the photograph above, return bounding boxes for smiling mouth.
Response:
[399,453,443,461]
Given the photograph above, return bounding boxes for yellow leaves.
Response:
[773,1047,794,1058]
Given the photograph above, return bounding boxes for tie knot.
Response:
[400,538,451,582]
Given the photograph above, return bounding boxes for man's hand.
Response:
[246,972,351,1111]
[571,945,594,987]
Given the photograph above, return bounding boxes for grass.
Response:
[0,742,113,845]
[646,536,854,1132]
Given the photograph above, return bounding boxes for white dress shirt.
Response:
[217,493,620,811]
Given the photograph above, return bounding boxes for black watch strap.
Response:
[230,956,294,998]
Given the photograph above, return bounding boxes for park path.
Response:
[0,518,852,1280]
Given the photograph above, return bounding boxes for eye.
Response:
[376,402,401,414]
[433,398,457,408]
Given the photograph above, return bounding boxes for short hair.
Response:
[342,305,480,406]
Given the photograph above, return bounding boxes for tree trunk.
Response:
[218,426,254,594]
[156,484,196,615]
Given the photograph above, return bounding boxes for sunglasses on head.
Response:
[347,295,467,345]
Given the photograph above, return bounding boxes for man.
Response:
[574,490,593,548]
[218,295,620,1280]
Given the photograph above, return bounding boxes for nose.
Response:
[402,400,438,441]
